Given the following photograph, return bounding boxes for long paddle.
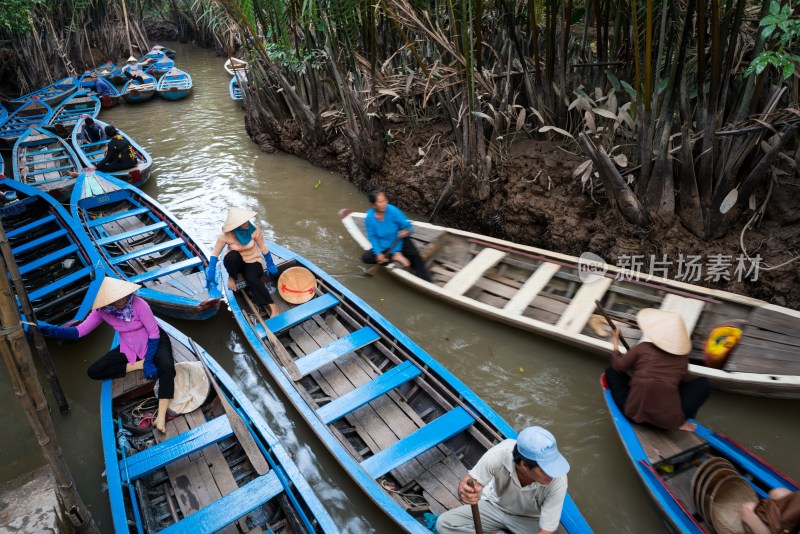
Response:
[240,289,303,381]
[466,478,484,534]
[595,300,630,350]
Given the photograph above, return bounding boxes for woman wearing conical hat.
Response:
[37,277,176,433]
[605,309,712,432]
[206,207,279,317]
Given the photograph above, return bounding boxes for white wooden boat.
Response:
[341,211,800,398]
[224,57,248,76]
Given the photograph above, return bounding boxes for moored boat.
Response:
[229,73,244,105]
[79,72,123,108]
[122,72,157,103]
[601,373,798,533]
[224,57,248,76]
[102,318,338,533]
[224,240,592,533]
[0,178,104,324]
[6,76,80,110]
[156,68,192,100]
[150,44,176,59]
[70,117,154,186]
[70,171,221,320]
[0,99,53,146]
[146,57,176,77]
[12,126,81,200]
[46,90,101,134]
[0,103,7,125]
[341,211,800,398]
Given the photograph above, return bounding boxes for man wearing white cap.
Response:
[437,426,570,533]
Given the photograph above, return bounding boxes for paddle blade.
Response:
[338,208,352,219]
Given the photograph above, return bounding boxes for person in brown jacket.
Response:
[741,488,800,534]
[605,309,711,432]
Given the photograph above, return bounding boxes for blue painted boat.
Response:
[151,44,176,59]
[224,242,593,533]
[0,178,104,324]
[70,118,154,186]
[79,71,122,108]
[101,318,338,533]
[108,65,130,86]
[601,373,799,533]
[122,72,157,103]
[156,68,192,100]
[141,50,166,62]
[7,76,80,110]
[12,126,81,201]
[146,57,176,77]
[0,103,7,125]
[70,171,221,320]
[229,74,244,106]
[46,90,101,135]
[0,100,53,146]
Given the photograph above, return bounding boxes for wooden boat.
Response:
[341,212,800,398]
[70,118,154,186]
[12,126,81,201]
[84,61,116,79]
[108,65,130,86]
[141,50,166,62]
[0,103,7,125]
[146,57,176,77]
[102,318,338,533]
[0,178,104,324]
[122,72,157,103]
[601,373,798,533]
[0,100,53,146]
[70,171,221,320]
[229,74,244,105]
[224,57,248,76]
[224,241,592,533]
[79,73,123,108]
[156,68,192,100]
[6,76,80,110]
[46,90,101,134]
[151,44,176,59]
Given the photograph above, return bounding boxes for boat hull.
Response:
[70,118,154,187]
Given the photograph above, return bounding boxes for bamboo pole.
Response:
[121,0,133,57]
[0,251,98,532]
[0,223,69,414]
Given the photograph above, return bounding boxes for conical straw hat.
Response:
[278,267,317,305]
[155,361,210,415]
[637,308,692,355]
[222,207,257,232]
[709,475,758,534]
[92,277,141,309]
[126,56,137,63]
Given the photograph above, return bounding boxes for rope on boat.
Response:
[379,478,427,507]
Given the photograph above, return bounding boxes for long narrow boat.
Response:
[229,74,244,105]
[151,44,176,59]
[156,68,193,100]
[601,373,798,533]
[92,61,117,79]
[341,212,800,398]
[12,126,81,201]
[0,178,104,324]
[0,100,53,146]
[70,118,154,186]
[102,318,338,533]
[6,76,80,110]
[70,171,221,320]
[146,57,176,77]
[79,73,123,108]
[122,73,157,103]
[224,241,592,533]
[46,90,101,134]
[224,57,248,76]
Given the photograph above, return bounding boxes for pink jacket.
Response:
[76,296,159,364]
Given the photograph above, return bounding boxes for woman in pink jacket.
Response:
[37,277,176,433]
[206,207,279,317]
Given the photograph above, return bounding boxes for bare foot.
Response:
[154,413,166,433]
[126,359,144,373]
[227,276,236,291]
[392,252,411,268]
[678,421,697,432]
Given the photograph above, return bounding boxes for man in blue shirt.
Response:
[362,190,431,281]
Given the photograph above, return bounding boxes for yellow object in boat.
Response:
[704,325,742,368]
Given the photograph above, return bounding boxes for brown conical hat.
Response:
[222,207,257,232]
[637,308,692,355]
[277,267,317,305]
[92,277,141,309]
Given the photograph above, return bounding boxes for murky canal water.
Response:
[1,43,798,533]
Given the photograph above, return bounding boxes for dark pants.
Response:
[362,237,431,282]
[605,367,712,420]
[224,250,274,306]
[88,329,176,399]
[97,160,135,172]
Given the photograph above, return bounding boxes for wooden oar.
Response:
[595,300,630,350]
[240,289,303,381]
[466,478,483,534]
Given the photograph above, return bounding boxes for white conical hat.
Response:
[92,277,141,309]
[222,207,257,232]
[637,308,692,356]
[126,56,137,63]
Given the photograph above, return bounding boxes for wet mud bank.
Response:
[244,114,800,310]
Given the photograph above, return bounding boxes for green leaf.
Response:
[761,24,777,40]
[620,80,638,98]
[782,62,795,79]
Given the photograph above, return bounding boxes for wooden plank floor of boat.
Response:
[632,424,707,467]
[724,307,800,375]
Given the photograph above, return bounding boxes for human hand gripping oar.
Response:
[463,477,483,534]
[595,300,630,350]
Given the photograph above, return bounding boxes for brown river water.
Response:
[1,43,797,533]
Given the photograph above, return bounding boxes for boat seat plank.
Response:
[23,148,62,157]
[6,214,57,239]
[158,470,281,534]
[556,277,613,333]
[88,207,150,227]
[110,238,185,265]
[18,244,78,275]
[504,263,562,315]
[11,228,67,255]
[745,307,800,337]
[129,257,202,284]
[95,221,167,246]
[295,326,381,378]
[360,407,475,479]
[631,423,707,466]
[255,293,339,337]
[121,415,233,481]
[22,154,72,166]
[658,294,705,334]
[443,248,507,296]
[317,361,422,424]
[27,164,74,177]
[27,267,91,301]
